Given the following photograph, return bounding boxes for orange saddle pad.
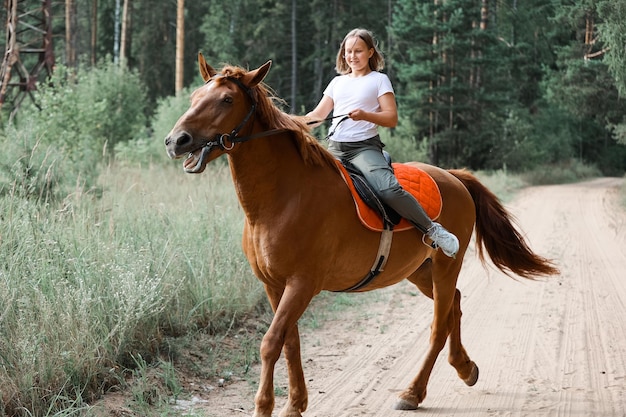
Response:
[337,161,442,232]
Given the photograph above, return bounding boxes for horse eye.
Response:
[223,96,233,104]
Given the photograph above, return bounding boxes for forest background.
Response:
[0,1,626,416]
[2,0,626,175]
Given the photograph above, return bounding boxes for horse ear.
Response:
[198,52,216,82]
[242,60,272,88]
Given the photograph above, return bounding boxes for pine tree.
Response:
[390,0,513,168]
[596,0,626,96]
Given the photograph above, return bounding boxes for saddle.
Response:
[336,159,442,232]
[334,157,442,292]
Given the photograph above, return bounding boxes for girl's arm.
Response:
[305,95,334,128]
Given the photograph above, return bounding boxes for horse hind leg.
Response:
[448,288,479,386]
[394,260,477,410]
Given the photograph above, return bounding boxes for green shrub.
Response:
[485,105,579,172]
[380,129,428,163]
[11,63,148,196]
[115,87,195,168]
[474,169,527,202]
[522,159,602,185]
[380,116,429,163]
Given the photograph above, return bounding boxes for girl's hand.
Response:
[348,93,397,128]
[348,109,367,121]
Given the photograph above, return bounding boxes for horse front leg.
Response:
[279,324,307,417]
[254,283,314,417]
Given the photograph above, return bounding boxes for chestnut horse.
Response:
[165,54,558,417]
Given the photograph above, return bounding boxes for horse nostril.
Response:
[165,132,192,148]
[175,132,192,147]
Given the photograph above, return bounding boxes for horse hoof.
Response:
[463,361,479,386]
[392,398,418,410]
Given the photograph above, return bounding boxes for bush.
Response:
[380,130,429,163]
[381,116,429,163]
[10,62,148,197]
[115,86,195,168]
[484,105,578,172]
[522,159,602,185]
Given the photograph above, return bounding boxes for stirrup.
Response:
[422,234,437,249]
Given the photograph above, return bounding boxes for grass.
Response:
[0,162,265,416]
[474,169,527,203]
[521,159,602,185]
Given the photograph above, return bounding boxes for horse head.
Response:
[165,53,271,173]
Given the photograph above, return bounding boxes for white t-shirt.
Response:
[323,71,394,142]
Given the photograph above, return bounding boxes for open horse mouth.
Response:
[181,149,202,173]
[184,149,201,169]
[165,132,213,174]
[182,146,213,173]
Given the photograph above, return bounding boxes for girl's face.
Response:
[344,36,374,75]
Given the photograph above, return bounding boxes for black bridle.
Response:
[185,74,348,173]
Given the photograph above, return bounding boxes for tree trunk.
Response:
[584,10,595,58]
[113,0,120,63]
[175,0,184,93]
[65,0,76,68]
[120,0,130,65]
[474,0,488,89]
[91,0,98,66]
[429,0,440,165]
[0,0,19,106]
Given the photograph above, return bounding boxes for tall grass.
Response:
[521,158,602,185]
[0,162,263,416]
[474,169,527,202]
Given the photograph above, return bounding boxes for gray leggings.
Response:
[328,137,433,233]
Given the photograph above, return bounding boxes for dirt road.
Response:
[187,178,626,417]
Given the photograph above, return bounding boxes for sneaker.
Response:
[427,222,459,258]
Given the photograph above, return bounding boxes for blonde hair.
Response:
[335,28,385,75]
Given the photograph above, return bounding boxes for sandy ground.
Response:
[138,178,626,416]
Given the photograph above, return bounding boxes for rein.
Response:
[307,113,350,125]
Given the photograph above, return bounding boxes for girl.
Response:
[306,28,459,257]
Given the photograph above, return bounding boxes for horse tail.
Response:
[449,169,559,279]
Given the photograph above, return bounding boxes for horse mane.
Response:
[218,65,338,170]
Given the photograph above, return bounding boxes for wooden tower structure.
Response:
[0,0,54,116]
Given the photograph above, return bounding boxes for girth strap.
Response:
[337,227,394,292]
